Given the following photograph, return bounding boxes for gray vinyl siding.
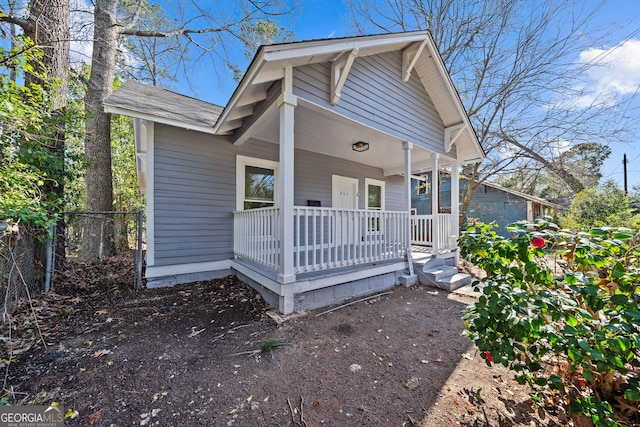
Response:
[153,124,406,266]
[292,51,445,153]
[153,124,279,266]
[294,150,404,210]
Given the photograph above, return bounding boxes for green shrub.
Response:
[460,218,640,426]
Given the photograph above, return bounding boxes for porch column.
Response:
[403,142,413,249]
[431,154,439,254]
[451,158,460,265]
[278,66,297,294]
[451,158,460,223]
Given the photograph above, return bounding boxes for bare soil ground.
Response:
[1,255,563,426]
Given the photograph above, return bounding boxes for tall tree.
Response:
[1,0,71,260]
[81,0,294,256]
[346,0,637,217]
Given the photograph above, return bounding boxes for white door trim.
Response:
[332,175,359,209]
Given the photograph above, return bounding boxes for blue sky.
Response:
[174,0,640,193]
[61,0,640,192]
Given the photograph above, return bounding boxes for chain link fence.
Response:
[59,211,144,290]
[0,223,40,321]
[0,212,143,320]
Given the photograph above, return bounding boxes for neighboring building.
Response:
[412,175,564,237]
[104,31,484,314]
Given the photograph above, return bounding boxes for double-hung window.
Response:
[236,155,279,210]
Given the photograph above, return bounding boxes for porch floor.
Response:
[233,255,409,283]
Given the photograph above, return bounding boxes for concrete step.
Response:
[422,265,459,282]
[438,273,472,291]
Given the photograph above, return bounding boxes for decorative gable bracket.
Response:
[444,123,466,152]
[402,40,427,82]
[330,48,359,105]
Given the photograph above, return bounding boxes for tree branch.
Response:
[120,25,233,38]
[0,9,34,33]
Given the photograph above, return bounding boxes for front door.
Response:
[332,175,359,248]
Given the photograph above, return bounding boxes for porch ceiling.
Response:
[246,102,441,175]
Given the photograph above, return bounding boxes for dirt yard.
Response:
[1,255,563,426]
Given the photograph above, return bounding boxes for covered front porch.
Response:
[234,207,460,275]
[213,34,482,313]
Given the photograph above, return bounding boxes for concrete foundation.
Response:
[146,268,232,288]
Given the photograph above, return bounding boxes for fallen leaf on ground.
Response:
[86,410,101,425]
[65,409,79,419]
[92,349,111,357]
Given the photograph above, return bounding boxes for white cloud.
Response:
[575,38,640,107]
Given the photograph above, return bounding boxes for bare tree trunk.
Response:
[25,0,70,110]
[24,0,70,271]
[499,133,585,193]
[83,0,118,257]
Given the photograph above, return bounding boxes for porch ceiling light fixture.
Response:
[352,141,369,152]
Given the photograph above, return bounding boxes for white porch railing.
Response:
[234,207,409,274]
[234,207,280,271]
[411,214,459,251]
[293,207,408,273]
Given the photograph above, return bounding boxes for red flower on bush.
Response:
[531,236,545,249]
[485,352,494,363]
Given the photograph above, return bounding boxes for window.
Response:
[236,156,279,210]
[365,178,385,210]
[365,178,385,232]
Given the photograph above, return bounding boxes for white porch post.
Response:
[278,66,297,313]
[451,158,460,265]
[431,154,440,254]
[403,142,413,212]
[403,142,413,254]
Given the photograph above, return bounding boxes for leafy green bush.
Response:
[0,39,80,234]
[460,218,640,426]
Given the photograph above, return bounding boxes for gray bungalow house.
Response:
[104,31,484,314]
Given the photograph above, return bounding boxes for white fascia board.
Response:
[104,105,217,135]
[213,50,267,133]
[422,33,484,161]
[262,31,429,62]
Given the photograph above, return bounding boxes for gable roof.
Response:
[480,181,566,210]
[215,30,483,163]
[104,80,223,134]
[105,31,484,165]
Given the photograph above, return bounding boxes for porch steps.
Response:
[413,257,472,292]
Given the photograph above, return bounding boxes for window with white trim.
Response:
[365,178,385,232]
[365,178,385,210]
[236,155,279,210]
